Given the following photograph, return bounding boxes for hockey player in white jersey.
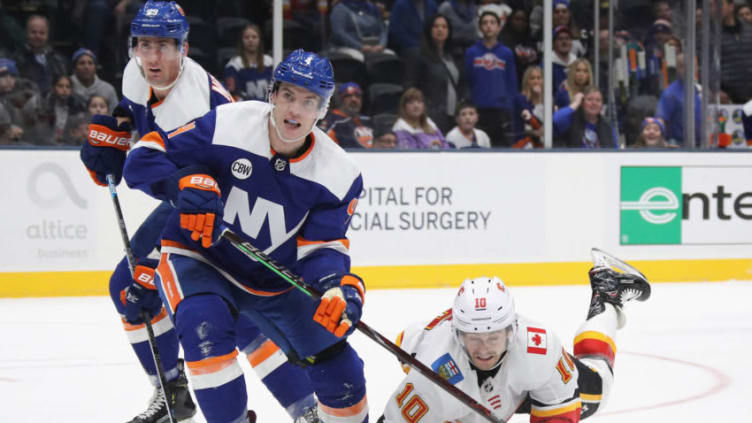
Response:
[380,249,651,422]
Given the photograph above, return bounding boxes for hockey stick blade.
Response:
[106,174,176,423]
[221,229,502,423]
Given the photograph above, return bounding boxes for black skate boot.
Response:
[294,405,323,423]
[127,359,197,423]
[587,265,651,328]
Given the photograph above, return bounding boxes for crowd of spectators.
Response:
[1,0,751,149]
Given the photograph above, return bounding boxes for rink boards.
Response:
[2,149,751,297]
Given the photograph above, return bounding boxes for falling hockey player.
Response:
[380,248,651,422]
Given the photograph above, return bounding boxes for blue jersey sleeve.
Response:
[123,109,219,202]
[293,175,364,287]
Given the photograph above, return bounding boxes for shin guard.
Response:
[177,294,247,423]
[307,342,368,423]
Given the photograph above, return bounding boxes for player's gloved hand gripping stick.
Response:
[81,115,132,186]
[106,174,177,423]
[220,229,503,423]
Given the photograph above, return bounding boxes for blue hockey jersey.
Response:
[119,56,234,135]
[123,101,363,294]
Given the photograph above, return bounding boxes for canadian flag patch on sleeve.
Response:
[527,327,547,354]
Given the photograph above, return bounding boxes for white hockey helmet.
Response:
[452,276,517,334]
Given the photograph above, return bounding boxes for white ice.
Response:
[1,281,751,422]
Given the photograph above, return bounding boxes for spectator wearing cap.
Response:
[70,48,118,113]
[632,117,672,148]
[0,58,39,142]
[464,10,517,147]
[11,15,69,94]
[530,0,585,57]
[655,53,701,146]
[552,25,577,101]
[321,82,374,148]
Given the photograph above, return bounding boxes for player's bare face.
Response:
[461,330,507,371]
[133,37,182,89]
[270,83,321,144]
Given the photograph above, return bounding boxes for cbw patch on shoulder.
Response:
[431,353,464,385]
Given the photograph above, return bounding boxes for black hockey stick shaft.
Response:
[106,174,176,423]
[221,229,502,423]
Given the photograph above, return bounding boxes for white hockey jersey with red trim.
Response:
[382,310,581,422]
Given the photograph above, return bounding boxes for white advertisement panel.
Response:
[2,150,751,275]
[348,153,546,265]
[1,150,158,272]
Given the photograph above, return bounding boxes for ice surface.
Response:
[1,282,751,422]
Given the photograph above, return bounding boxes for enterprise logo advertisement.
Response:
[620,166,752,245]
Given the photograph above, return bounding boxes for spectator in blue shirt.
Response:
[553,85,618,148]
[464,10,518,147]
[552,25,577,96]
[655,53,701,146]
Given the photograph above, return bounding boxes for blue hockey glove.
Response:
[176,174,223,248]
[120,263,163,324]
[313,273,365,337]
[80,114,132,186]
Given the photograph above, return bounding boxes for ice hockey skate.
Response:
[294,406,322,423]
[586,248,651,328]
[126,359,196,423]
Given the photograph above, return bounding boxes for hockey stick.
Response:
[221,229,503,423]
[106,174,176,423]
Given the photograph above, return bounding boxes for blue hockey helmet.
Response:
[130,1,189,44]
[272,49,335,118]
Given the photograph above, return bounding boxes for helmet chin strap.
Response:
[134,54,186,92]
[268,103,319,144]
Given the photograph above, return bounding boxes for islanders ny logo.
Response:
[473,53,507,71]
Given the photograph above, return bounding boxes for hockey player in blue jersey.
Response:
[121,49,369,423]
[79,2,319,422]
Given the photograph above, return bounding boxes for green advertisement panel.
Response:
[620,167,682,245]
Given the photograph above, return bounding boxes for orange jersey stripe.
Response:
[121,307,168,331]
[290,133,316,163]
[247,339,280,367]
[167,121,196,139]
[186,350,239,375]
[140,131,166,151]
[319,394,368,417]
[157,253,182,313]
[297,236,350,250]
